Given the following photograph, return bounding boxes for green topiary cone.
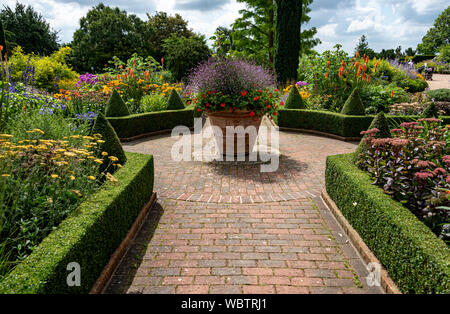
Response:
[105,89,131,117]
[92,112,127,173]
[166,89,185,110]
[285,85,306,109]
[422,102,438,118]
[354,112,391,160]
[341,88,365,116]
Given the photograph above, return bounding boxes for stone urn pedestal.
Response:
[208,110,262,156]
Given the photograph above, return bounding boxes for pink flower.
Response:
[433,168,447,175]
[415,172,434,180]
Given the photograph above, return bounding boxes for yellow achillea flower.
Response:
[101,151,108,156]
[69,176,75,181]
[109,156,119,162]
[94,159,103,164]
[50,174,59,179]
[1,174,11,177]
[88,176,96,181]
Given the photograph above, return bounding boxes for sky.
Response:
[1,0,448,54]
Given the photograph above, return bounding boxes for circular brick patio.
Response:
[105,125,384,294]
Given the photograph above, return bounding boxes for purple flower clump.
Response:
[187,57,275,95]
[76,73,99,87]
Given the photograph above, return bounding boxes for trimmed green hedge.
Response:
[278,109,450,138]
[326,154,450,294]
[0,152,154,294]
[108,108,194,139]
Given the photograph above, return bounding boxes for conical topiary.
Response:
[285,85,306,109]
[91,112,127,173]
[341,88,365,116]
[354,112,391,160]
[422,102,438,118]
[105,89,131,117]
[166,89,185,110]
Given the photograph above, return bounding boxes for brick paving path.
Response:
[104,123,384,294]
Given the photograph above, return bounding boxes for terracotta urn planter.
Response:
[208,110,262,156]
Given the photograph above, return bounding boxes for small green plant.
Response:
[427,89,450,102]
[105,90,131,117]
[422,102,438,118]
[141,94,167,112]
[341,88,365,115]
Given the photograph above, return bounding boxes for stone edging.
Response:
[90,192,158,294]
[321,190,401,294]
[279,127,361,142]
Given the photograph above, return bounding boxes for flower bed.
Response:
[326,153,450,293]
[0,152,154,294]
[356,119,449,242]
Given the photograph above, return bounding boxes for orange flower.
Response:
[341,59,345,66]
[367,75,370,82]
[161,58,164,64]
[130,69,135,78]
[144,70,149,80]
[365,56,369,63]
[391,91,394,98]
[325,73,328,79]
[363,64,367,72]
[122,74,127,79]
[356,51,359,58]
[363,73,366,80]
[0,45,3,51]
[327,61,330,68]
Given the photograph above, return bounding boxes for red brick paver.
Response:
[104,126,383,294]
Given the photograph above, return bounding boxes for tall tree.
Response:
[354,35,376,58]
[70,3,152,73]
[417,6,450,54]
[274,0,302,85]
[0,3,59,56]
[146,11,195,62]
[231,0,319,66]
[210,26,235,57]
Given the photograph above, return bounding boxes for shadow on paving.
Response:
[103,202,164,294]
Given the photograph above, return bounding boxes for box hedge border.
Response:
[108,109,194,140]
[0,152,154,294]
[278,109,450,138]
[325,153,449,294]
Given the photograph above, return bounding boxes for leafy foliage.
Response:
[166,89,185,110]
[340,88,365,115]
[417,6,450,54]
[146,11,195,62]
[427,88,450,102]
[231,0,320,66]
[0,3,59,56]
[105,89,131,117]
[162,34,210,81]
[70,4,152,73]
[422,102,439,118]
[0,19,6,59]
[360,83,409,114]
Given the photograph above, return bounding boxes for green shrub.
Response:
[396,78,428,93]
[278,109,450,138]
[422,102,439,118]
[427,88,450,102]
[437,44,450,63]
[105,90,131,117]
[0,152,154,293]
[91,113,127,172]
[9,46,77,90]
[107,108,194,139]
[412,55,436,63]
[325,153,450,293]
[340,88,365,116]
[141,94,167,112]
[166,89,185,110]
[162,34,211,81]
[285,86,306,109]
[360,83,409,114]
